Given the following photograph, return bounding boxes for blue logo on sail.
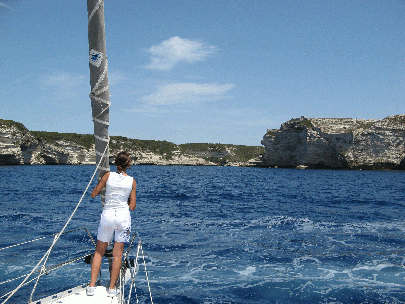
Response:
[89,49,103,67]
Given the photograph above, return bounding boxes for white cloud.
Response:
[40,71,87,100]
[145,36,217,71]
[0,2,12,11]
[42,71,86,88]
[141,82,234,105]
[127,105,190,117]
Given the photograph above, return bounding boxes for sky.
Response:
[1,0,404,146]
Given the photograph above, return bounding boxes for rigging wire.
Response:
[0,228,96,253]
[2,1,153,302]
[1,143,109,304]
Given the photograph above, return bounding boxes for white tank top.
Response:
[104,172,133,210]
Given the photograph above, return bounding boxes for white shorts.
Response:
[97,209,131,243]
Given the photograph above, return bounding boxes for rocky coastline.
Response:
[0,120,263,167]
[1,115,404,170]
[261,115,405,170]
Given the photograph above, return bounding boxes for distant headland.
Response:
[261,115,405,170]
[0,119,264,167]
[1,115,404,170]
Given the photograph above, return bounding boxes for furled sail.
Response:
[87,0,110,205]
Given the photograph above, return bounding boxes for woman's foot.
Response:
[86,286,96,296]
[107,288,120,297]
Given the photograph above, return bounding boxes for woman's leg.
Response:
[109,241,125,289]
[89,240,109,287]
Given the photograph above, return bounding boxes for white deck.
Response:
[36,285,120,304]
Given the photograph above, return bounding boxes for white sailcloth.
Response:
[88,0,111,206]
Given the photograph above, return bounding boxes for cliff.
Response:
[0,119,264,167]
[261,115,405,170]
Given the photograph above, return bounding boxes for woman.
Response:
[87,151,136,297]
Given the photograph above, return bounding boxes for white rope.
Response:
[0,228,96,257]
[95,105,110,120]
[96,150,110,157]
[90,89,110,105]
[91,59,108,94]
[93,117,110,126]
[139,240,154,304]
[94,134,109,142]
[87,0,103,25]
[1,142,109,304]
[0,276,39,301]
[88,0,111,130]
[0,235,48,251]
[0,273,38,286]
[120,239,154,304]
[29,234,58,302]
[127,280,137,304]
[93,85,109,96]
[3,2,113,302]
[133,241,142,304]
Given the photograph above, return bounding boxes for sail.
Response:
[87,0,110,205]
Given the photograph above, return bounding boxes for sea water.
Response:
[1,165,405,303]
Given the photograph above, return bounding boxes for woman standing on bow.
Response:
[87,151,136,297]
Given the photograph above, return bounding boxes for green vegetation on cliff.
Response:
[180,143,265,163]
[31,131,94,150]
[110,136,178,160]
[31,129,264,163]
[0,119,29,133]
[1,119,265,164]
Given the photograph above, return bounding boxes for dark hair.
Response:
[115,151,131,172]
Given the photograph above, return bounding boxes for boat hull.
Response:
[36,285,119,304]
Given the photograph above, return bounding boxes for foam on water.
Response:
[1,166,405,303]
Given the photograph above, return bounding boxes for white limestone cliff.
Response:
[0,121,251,166]
[261,115,405,170]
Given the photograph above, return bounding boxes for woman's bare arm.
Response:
[128,179,136,211]
[91,172,110,198]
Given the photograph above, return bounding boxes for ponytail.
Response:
[115,151,131,172]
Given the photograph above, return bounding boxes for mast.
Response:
[87,0,110,206]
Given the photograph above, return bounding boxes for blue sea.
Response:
[1,165,405,304]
